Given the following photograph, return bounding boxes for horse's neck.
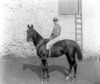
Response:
[36,38,50,49]
[32,31,43,47]
[32,29,50,48]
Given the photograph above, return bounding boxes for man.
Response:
[46,17,61,49]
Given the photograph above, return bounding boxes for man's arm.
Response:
[49,26,61,40]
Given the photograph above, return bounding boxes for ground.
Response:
[0,55,100,84]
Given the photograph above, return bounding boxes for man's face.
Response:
[54,20,58,24]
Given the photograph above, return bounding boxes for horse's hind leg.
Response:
[74,63,77,78]
[65,53,73,80]
[66,64,73,80]
[73,57,77,81]
[71,50,77,82]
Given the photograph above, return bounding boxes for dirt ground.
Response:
[0,55,100,84]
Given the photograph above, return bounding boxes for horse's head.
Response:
[26,24,43,47]
[26,24,34,42]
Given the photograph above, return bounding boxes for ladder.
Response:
[75,0,83,53]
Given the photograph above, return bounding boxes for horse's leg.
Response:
[71,50,77,82]
[41,59,50,81]
[72,55,77,82]
[69,60,77,82]
[66,64,73,80]
[65,53,73,80]
[45,59,50,81]
[41,59,46,84]
[73,62,77,79]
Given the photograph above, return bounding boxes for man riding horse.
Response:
[46,17,61,49]
[26,17,82,84]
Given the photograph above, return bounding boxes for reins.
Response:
[36,39,44,49]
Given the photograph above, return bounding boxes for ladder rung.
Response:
[76,25,82,28]
[76,41,82,43]
[76,31,82,34]
[76,42,82,46]
[76,37,82,39]
[77,42,82,44]
[77,39,82,41]
[76,33,82,35]
[76,38,82,41]
[76,19,82,22]
[76,40,81,43]
[76,27,82,30]
[76,15,82,19]
[76,23,82,25]
[76,17,82,19]
[76,35,81,37]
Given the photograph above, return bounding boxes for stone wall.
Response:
[0,0,75,57]
[82,0,100,58]
[1,0,100,59]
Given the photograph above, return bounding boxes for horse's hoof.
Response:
[66,76,70,80]
[66,74,71,80]
[46,78,49,82]
[41,80,44,84]
[71,78,76,82]
[41,78,45,84]
[72,79,75,82]
[46,75,50,81]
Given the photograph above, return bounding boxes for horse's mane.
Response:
[33,28,43,39]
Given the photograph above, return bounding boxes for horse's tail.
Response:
[76,44,82,60]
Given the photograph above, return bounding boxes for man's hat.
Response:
[53,17,58,21]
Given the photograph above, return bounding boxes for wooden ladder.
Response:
[75,13,83,53]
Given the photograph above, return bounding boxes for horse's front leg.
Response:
[42,59,50,80]
[45,59,50,81]
[41,59,46,78]
[41,59,46,84]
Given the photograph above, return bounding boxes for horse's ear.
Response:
[27,24,30,28]
[31,24,33,29]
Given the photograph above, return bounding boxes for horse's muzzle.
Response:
[26,37,33,42]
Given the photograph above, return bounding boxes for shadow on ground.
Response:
[23,64,69,80]
[1,54,100,84]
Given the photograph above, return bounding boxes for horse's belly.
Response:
[50,47,64,57]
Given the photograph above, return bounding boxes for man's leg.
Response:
[46,40,53,49]
[46,36,59,49]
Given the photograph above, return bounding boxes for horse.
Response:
[26,24,82,83]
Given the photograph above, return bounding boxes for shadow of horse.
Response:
[23,64,69,80]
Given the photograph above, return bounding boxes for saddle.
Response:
[36,39,52,58]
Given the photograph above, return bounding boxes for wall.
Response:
[83,0,100,58]
[1,0,100,59]
[0,0,75,58]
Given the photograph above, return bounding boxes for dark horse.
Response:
[26,24,82,83]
